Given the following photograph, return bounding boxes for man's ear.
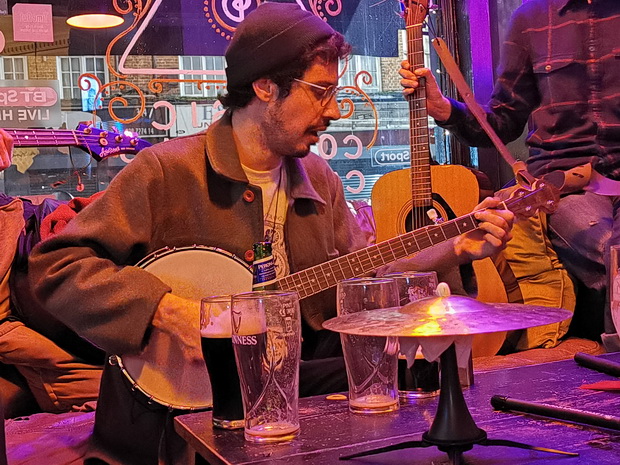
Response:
[253,78,278,103]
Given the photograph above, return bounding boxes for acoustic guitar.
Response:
[5,123,151,161]
[370,0,509,356]
[372,0,478,238]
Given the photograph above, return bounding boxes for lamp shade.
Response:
[66,0,124,29]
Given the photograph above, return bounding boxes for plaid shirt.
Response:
[441,0,620,180]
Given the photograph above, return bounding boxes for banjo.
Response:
[115,180,558,410]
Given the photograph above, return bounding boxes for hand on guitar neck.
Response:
[0,128,13,171]
[399,61,452,122]
[386,196,515,276]
[453,196,514,263]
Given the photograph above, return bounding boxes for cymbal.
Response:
[323,295,573,337]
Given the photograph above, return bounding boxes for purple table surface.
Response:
[175,353,620,465]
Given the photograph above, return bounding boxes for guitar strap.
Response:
[431,37,620,196]
[430,38,536,187]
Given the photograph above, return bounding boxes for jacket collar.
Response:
[205,111,326,205]
[205,110,247,183]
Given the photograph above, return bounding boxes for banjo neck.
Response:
[275,212,478,299]
[274,178,558,300]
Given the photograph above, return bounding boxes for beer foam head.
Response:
[201,298,233,337]
[201,309,232,337]
[231,306,267,336]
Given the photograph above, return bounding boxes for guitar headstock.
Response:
[401,0,430,24]
[75,123,151,161]
[505,180,560,219]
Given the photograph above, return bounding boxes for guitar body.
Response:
[370,0,511,358]
[372,165,479,240]
[371,165,508,357]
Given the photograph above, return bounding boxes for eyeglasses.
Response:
[293,78,343,107]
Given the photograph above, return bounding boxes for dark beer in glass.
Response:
[398,355,440,399]
[201,295,244,429]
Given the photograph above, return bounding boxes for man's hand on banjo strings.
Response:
[151,293,204,365]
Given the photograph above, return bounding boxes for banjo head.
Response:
[118,246,253,410]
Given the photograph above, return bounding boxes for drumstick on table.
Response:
[574,352,620,377]
[491,395,620,431]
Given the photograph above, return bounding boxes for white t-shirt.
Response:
[242,162,290,278]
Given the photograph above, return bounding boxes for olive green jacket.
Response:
[28,111,368,356]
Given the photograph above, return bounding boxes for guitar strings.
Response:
[11,132,138,147]
[407,8,432,230]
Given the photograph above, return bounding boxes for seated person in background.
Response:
[1,134,102,417]
[400,0,620,351]
[23,4,512,465]
[0,130,11,171]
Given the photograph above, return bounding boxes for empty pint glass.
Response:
[337,278,400,414]
[385,272,441,400]
[200,295,244,429]
[231,290,301,443]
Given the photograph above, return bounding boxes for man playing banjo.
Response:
[21,3,513,464]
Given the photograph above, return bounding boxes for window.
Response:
[1,57,28,80]
[339,55,382,94]
[57,56,108,99]
[179,56,226,98]
[1,2,475,201]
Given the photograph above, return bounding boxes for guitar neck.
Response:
[275,212,478,299]
[7,128,83,148]
[275,176,558,301]
[406,7,432,208]
[5,129,86,147]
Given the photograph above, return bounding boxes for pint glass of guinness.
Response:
[385,272,441,400]
[200,295,244,429]
[231,290,301,443]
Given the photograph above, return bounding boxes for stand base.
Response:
[339,435,578,464]
[339,343,578,464]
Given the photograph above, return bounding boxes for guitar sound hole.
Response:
[405,206,439,232]
[403,194,455,233]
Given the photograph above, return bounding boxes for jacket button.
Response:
[545,64,551,71]
[245,249,254,263]
[243,189,255,202]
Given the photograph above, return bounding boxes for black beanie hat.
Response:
[225,2,336,90]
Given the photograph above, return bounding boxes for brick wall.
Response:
[117,56,183,98]
[26,56,58,81]
[122,56,153,91]
[380,31,405,92]
[154,56,181,97]
[381,57,402,92]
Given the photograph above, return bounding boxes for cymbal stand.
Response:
[339,343,577,464]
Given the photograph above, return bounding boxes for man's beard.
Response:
[264,102,314,159]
